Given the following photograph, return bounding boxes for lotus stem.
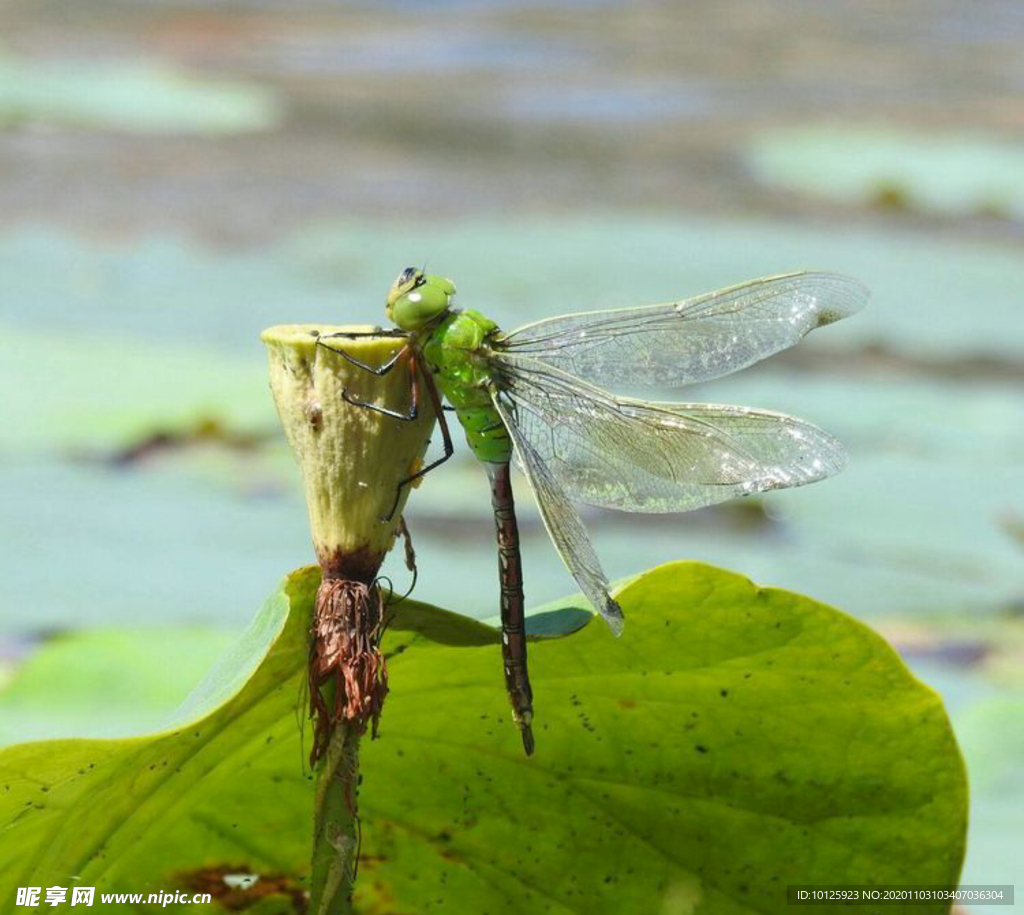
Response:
[262,323,436,915]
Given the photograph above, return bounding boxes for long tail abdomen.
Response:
[486,461,535,755]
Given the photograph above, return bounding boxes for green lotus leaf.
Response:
[0,563,966,914]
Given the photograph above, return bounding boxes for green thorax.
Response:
[419,309,512,463]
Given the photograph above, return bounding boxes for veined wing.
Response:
[491,355,846,514]
[496,271,868,388]
[492,391,625,636]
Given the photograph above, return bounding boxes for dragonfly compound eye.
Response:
[388,272,454,330]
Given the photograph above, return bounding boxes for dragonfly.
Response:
[317,267,868,755]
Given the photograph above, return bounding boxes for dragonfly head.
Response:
[386,267,456,331]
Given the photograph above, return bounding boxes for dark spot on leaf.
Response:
[695,745,708,754]
[720,688,729,697]
[180,863,308,913]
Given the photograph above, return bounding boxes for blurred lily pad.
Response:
[0,562,966,913]
[0,628,234,745]
[282,214,1024,362]
[0,54,283,134]
[947,695,1024,891]
[6,214,1024,367]
[746,125,1024,220]
[0,325,271,452]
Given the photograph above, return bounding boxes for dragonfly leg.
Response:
[342,387,418,422]
[381,355,454,522]
[316,328,408,339]
[324,337,454,521]
[316,335,410,377]
[321,341,419,420]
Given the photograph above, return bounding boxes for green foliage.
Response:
[0,563,966,914]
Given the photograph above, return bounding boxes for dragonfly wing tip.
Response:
[603,600,626,637]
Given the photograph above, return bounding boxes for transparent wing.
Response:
[497,271,868,388]
[492,391,625,635]
[491,356,847,514]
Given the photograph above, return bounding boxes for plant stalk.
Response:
[262,323,436,914]
[310,707,361,915]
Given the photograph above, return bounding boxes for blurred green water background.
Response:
[1,0,1022,896]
